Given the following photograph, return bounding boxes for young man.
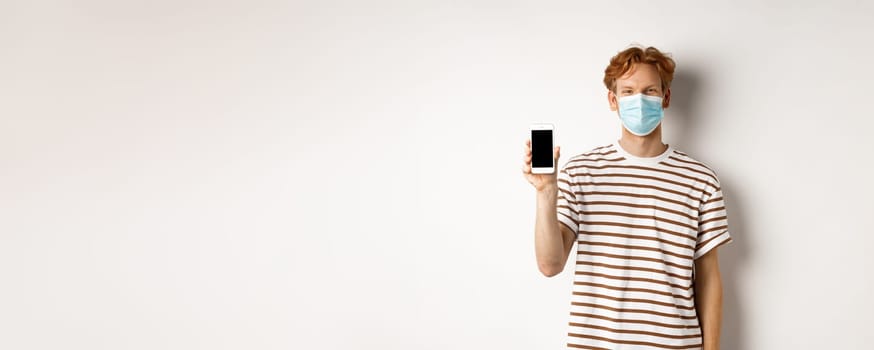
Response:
[522,45,733,349]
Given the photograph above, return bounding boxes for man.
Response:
[522,45,733,349]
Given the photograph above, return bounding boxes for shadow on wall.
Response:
[668,69,700,147]
[670,68,752,350]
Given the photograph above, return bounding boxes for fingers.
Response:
[523,139,531,167]
[522,139,532,175]
[521,162,531,174]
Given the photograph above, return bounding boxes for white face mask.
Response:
[618,93,664,136]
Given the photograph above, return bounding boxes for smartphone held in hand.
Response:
[530,123,554,174]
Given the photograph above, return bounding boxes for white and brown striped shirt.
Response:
[557,141,733,350]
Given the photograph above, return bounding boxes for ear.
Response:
[608,90,618,111]
[663,88,671,109]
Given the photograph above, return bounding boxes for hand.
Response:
[521,139,561,192]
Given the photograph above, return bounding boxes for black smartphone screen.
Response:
[531,129,553,168]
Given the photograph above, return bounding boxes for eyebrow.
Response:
[618,84,660,90]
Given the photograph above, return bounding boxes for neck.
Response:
[618,126,667,157]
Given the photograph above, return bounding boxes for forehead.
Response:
[616,63,661,88]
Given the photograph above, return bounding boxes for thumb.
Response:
[554,146,561,163]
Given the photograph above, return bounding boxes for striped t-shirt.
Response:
[556,141,733,350]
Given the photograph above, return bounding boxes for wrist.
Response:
[536,183,558,196]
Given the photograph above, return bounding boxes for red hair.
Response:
[603,45,676,93]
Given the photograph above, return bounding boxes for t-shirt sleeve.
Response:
[556,165,581,239]
[694,180,733,260]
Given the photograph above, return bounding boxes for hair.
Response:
[603,44,676,93]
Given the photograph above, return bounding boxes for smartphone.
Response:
[530,123,554,174]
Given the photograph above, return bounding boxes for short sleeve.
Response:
[694,181,733,260]
[556,165,581,239]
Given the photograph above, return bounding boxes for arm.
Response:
[693,248,724,350]
[522,140,575,277]
[533,186,576,277]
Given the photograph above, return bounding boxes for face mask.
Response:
[617,93,664,136]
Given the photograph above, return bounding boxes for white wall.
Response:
[2,1,873,349]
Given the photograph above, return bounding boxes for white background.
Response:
[2,1,873,349]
